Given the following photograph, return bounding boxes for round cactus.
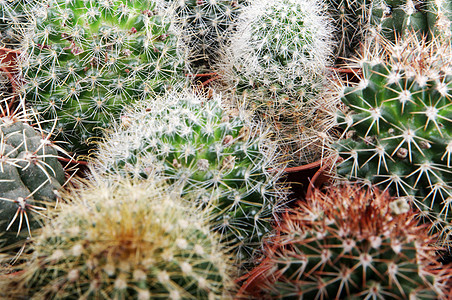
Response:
[216,0,338,165]
[0,110,65,247]
[159,0,248,73]
[19,0,186,158]
[0,177,236,299]
[93,90,287,261]
[239,184,452,299]
[335,35,452,244]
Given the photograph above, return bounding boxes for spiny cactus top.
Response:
[20,0,185,157]
[0,177,235,299]
[335,36,452,243]
[239,184,452,299]
[0,111,65,246]
[94,90,287,261]
[160,0,247,73]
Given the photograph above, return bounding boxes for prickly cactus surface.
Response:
[0,113,65,246]
[20,0,185,157]
[94,90,287,261]
[335,36,452,243]
[160,0,248,73]
[0,178,235,299]
[239,184,452,299]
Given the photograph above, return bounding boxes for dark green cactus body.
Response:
[0,116,65,246]
[95,91,286,260]
[335,38,452,242]
[22,0,184,157]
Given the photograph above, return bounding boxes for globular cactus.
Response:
[335,35,452,244]
[93,90,287,261]
[0,0,36,48]
[0,177,235,299]
[217,0,339,165]
[159,0,247,73]
[19,0,186,158]
[239,184,452,299]
[0,110,65,247]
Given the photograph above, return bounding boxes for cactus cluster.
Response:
[239,184,452,299]
[335,35,452,243]
[216,0,339,165]
[0,110,65,247]
[0,177,235,299]
[160,0,247,73]
[19,0,185,157]
[94,90,287,260]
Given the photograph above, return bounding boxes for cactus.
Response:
[327,0,452,60]
[239,184,452,299]
[0,176,236,299]
[216,0,339,165]
[19,0,186,158]
[0,0,36,48]
[93,90,287,261]
[0,109,65,247]
[335,35,452,244]
[159,0,248,73]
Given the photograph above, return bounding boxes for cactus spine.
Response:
[19,0,185,157]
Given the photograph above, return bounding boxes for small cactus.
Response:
[19,0,186,157]
[93,90,287,261]
[239,184,452,299]
[0,176,236,299]
[335,35,452,244]
[217,0,339,165]
[0,109,65,247]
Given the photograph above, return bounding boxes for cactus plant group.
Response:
[19,0,185,157]
[335,35,452,243]
[0,177,235,299]
[239,184,452,299]
[94,90,287,260]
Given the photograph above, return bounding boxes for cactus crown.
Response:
[335,35,452,243]
[240,184,452,299]
[0,177,235,299]
[19,0,185,157]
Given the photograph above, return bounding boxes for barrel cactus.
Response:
[0,111,65,246]
[239,184,452,299]
[335,35,452,243]
[217,0,338,165]
[160,0,248,73]
[94,90,287,261]
[19,0,185,158]
[0,177,235,299]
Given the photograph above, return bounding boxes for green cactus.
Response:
[335,35,452,244]
[93,90,287,261]
[0,110,65,247]
[239,184,451,299]
[0,177,236,299]
[160,0,248,73]
[217,0,338,165]
[19,0,185,158]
